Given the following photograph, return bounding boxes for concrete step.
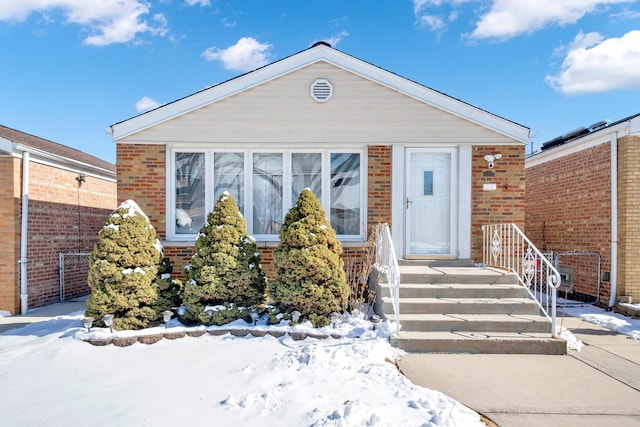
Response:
[378,282,529,299]
[399,266,517,285]
[397,313,551,333]
[397,259,475,267]
[391,331,567,355]
[382,297,541,315]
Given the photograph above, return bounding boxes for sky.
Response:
[1,0,640,164]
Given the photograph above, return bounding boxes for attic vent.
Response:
[310,79,333,102]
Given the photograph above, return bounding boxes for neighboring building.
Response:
[109,42,531,280]
[526,113,640,308]
[0,125,117,314]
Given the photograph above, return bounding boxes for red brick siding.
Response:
[26,162,116,308]
[117,144,166,238]
[0,157,116,313]
[471,145,526,262]
[617,135,640,300]
[122,144,392,281]
[0,157,21,313]
[526,142,612,301]
[367,145,392,229]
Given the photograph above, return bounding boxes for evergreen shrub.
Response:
[269,189,350,327]
[85,200,182,330]
[181,192,266,325]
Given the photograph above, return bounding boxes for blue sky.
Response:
[1,0,639,164]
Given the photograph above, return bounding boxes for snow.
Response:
[557,299,640,340]
[2,300,639,426]
[175,208,192,227]
[0,313,483,427]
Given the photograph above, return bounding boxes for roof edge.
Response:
[111,43,530,143]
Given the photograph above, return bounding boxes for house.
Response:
[526,113,640,310]
[109,42,531,280]
[0,125,117,315]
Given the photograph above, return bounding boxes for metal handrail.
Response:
[374,223,400,334]
[482,223,560,338]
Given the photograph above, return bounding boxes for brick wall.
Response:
[26,162,116,308]
[617,135,640,300]
[0,157,20,313]
[471,145,526,262]
[118,144,393,283]
[117,144,166,238]
[526,142,612,301]
[367,145,392,229]
[0,157,116,313]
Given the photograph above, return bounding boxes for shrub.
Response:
[269,189,349,325]
[181,192,266,325]
[85,200,180,330]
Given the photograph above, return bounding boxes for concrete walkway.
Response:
[0,301,87,333]
[398,315,640,427]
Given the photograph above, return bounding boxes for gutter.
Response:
[19,152,30,314]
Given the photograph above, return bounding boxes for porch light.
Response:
[162,310,173,328]
[82,317,93,332]
[102,314,114,333]
[291,311,301,323]
[249,309,259,325]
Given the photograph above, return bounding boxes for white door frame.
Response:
[391,145,472,260]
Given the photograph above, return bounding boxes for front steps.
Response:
[375,263,567,355]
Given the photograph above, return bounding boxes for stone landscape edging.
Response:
[82,328,342,347]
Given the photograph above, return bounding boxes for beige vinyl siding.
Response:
[119,62,514,145]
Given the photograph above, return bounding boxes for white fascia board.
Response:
[111,44,529,143]
[526,120,633,168]
[13,143,116,180]
[0,136,17,154]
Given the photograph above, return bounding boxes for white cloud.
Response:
[0,0,168,46]
[417,14,445,31]
[185,0,211,6]
[324,30,350,47]
[135,96,162,112]
[546,30,640,94]
[470,0,633,40]
[201,37,272,72]
[412,0,470,33]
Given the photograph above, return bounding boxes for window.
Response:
[175,152,205,234]
[168,149,364,240]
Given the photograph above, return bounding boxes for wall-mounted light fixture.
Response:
[483,153,502,169]
[76,173,87,187]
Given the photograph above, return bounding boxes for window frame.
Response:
[167,146,366,242]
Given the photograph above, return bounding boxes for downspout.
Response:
[609,132,618,308]
[19,151,30,314]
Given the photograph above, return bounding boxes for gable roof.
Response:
[0,124,116,177]
[110,42,530,143]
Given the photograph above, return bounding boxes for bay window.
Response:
[169,148,364,241]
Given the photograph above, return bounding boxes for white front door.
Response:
[405,148,457,257]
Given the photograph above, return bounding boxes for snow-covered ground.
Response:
[556,298,640,340]
[1,301,638,427]
[0,313,483,427]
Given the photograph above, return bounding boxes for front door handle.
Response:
[406,197,413,209]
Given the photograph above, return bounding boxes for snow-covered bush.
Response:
[269,188,350,327]
[181,192,266,325]
[85,200,182,330]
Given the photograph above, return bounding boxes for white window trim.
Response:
[167,147,366,242]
